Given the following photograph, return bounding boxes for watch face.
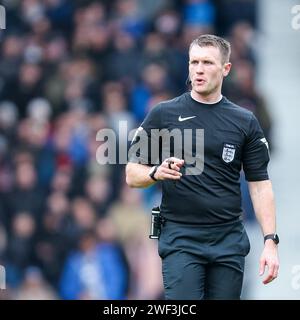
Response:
[274,234,279,244]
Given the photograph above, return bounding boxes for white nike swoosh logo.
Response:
[260,137,269,150]
[178,115,196,122]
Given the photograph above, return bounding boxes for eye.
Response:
[190,60,198,65]
[204,60,213,65]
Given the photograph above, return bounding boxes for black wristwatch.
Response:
[149,165,158,181]
[264,233,279,245]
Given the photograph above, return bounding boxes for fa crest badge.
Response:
[222,143,236,163]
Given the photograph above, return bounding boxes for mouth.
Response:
[195,79,206,85]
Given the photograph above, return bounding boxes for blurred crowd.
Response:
[0,0,272,300]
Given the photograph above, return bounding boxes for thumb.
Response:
[259,259,266,276]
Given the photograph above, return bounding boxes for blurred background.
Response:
[0,0,299,300]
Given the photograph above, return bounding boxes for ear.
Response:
[223,62,232,77]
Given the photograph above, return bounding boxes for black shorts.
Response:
[158,218,251,300]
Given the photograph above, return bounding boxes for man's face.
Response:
[188,45,231,97]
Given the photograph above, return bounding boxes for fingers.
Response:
[161,173,182,180]
[159,167,182,180]
[171,157,185,167]
[163,158,184,171]
[166,157,184,168]
[155,158,184,181]
[259,258,266,276]
[263,264,275,284]
[273,263,279,278]
[260,259,279,284]
[156,160,183,181]
[268,261,279,283]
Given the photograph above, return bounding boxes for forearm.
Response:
[126,158,184,188]
[249,180,279,284]
[126,162,156,188]
[248,180,276,235]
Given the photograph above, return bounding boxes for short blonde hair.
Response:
[189,34,231,64]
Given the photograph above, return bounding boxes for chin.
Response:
[194,88,210,95]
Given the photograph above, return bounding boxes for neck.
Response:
[191,90,222,104]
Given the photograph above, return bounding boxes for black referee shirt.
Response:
[129,92,270,224]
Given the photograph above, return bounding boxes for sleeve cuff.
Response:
[245,172,269,181]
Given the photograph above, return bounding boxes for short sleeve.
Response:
[242,114,270,181]
[128,104,163,165]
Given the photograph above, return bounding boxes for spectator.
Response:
[13,266,57,300]
[59,229,128,299]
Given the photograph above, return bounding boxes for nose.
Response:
[196,63,204,74]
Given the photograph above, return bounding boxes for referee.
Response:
[126,34,279,300]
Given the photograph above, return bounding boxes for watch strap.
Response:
[264,233,279,244]
[149,166,158,181]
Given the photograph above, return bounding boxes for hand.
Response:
[154,157,184,181]
[259,240,279,284]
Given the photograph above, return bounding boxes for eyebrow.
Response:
[189,57,216,63]
[190,56,215,61]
